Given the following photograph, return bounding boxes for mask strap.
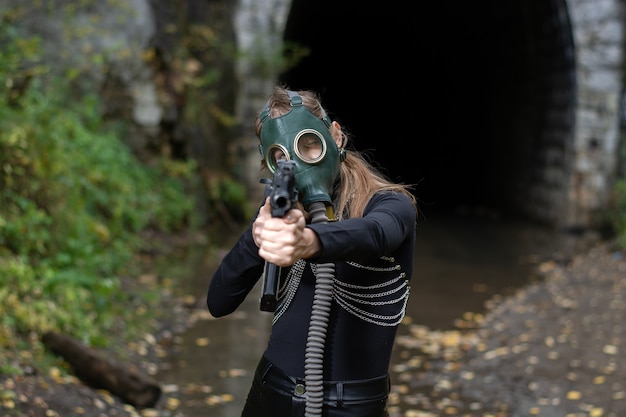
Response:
[260,90,332,127]
[287,90,303,106]
[287,90,332,128]
[260,100,271,122]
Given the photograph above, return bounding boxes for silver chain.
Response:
[272,258,410,328]
[346,261,401,272]
[272,259,306,325]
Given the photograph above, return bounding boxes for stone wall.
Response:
[565,0,624,228]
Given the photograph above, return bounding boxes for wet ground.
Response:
[3,208,622,417]
[155,208,594,417]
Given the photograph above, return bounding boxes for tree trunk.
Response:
[41,331,161,408]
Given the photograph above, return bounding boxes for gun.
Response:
[259,159,299,312]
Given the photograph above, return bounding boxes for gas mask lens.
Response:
[266,144,289,173]
[266,130,327,173]
[294,129,326,163]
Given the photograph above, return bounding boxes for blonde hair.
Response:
[255,85,417,220]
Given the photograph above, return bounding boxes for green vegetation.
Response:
[0,19,198,374]
[606,133,626,249]
[609,179,626,249]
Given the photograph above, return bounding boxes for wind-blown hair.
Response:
[255,85,417,220]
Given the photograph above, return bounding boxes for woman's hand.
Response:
[253,198,320,266]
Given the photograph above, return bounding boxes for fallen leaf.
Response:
[566,390,581,400]
[602,345,617,355]
[195,337,210,346]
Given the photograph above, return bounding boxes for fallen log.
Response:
[41,331,161,408]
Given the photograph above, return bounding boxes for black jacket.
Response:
[207,192,417,381]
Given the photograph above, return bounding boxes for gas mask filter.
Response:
[258,91,342,207]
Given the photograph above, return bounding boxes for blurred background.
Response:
[1,0,625,416]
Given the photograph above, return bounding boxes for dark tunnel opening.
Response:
[279,1,558,222]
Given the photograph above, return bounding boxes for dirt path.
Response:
[2,240,624,417]
[386,240,626,417]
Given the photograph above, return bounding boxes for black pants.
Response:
[241,356,390,417]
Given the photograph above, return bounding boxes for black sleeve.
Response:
[206,223,265,317]
[307,192,416,264]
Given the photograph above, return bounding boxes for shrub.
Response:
[0,18,197,374]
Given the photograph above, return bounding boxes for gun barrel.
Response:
[270,193,292,216]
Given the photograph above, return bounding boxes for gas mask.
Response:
[258,91,344,207]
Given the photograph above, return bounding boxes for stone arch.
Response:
[9,0,621,231]
[233,0,624,230]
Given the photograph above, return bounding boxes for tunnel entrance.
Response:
[279,1,575,223]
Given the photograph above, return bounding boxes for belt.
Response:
[256,356,390,403]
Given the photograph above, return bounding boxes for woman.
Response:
[207,85,418,417]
